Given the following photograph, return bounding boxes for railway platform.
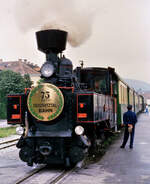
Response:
[61,112,150,184]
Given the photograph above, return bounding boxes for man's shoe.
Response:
[129,146,133,149]
[120,145,125,148]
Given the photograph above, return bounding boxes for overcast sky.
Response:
[1,0,150,84]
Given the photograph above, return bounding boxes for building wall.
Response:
[30,75,41,86]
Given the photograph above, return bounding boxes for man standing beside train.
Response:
[120,104,137,149]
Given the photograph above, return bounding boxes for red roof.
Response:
[0,60,40,75]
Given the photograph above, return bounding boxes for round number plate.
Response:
[27,83,64,121]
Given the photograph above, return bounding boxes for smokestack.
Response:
[36,29,68,54]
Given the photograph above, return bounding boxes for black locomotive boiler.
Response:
[7,29,144,167]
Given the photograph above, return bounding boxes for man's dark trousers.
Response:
[121,109,137,148]
[122,124,135,148]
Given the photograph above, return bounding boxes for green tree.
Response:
[0,70,32,119]
[24,74,33,88]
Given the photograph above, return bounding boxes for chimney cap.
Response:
[36,29,68,54]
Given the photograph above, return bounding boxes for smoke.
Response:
[15,0,96,47]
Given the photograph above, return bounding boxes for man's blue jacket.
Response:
[123,110,137,125]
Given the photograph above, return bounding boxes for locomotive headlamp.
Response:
[75,126,84,135]
[41,62,54,78]
[16,127,24,135]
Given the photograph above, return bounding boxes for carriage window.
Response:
[80,70,108,92]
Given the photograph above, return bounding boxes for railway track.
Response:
[0,138,19,150]
[0,137,77,184]
[0,138,77,184]
[14,166,75,184]
[49,169,75,184]
[15,165,46,184]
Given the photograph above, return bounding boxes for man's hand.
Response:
[128,124,133,128]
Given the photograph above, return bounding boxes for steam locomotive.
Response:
[7,29,144,167]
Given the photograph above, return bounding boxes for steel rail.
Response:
[0,139,19,150]
[49,168,75,184]
[0,138,19,146]
[0,143,17,150]
[14,166,75,184]
[14,165,46,184]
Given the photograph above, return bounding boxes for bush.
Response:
[0,70,32,119]
[0,102,6,119]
